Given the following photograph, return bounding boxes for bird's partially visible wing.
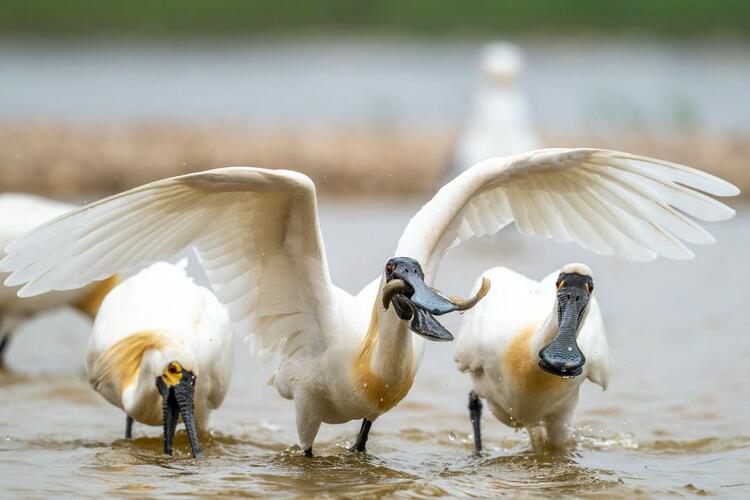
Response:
[397,149,739,279]
[0,167,334,358]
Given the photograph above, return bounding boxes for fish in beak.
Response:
[155,361,203,458]
[538,270,593,378]
[381,257,490,342]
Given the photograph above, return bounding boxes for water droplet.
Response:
[448,432,456,441]
[379,398,383,402]
[385,384,389,389]
[363,383,368,388]
[567,346,573,351]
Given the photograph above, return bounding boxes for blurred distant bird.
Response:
[453,42,539,174]
[87,260,233,458]
[0,147,738,457]
[0,193,119,366]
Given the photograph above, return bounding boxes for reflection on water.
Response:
[0,199,748,497]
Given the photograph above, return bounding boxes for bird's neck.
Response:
[122,350,164,419]
[353,299,420,413]
[90,330,185,420]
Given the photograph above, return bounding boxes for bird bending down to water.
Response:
[0,167,485,456]
[0,149,737,455]
[0,193,119,366]
[87,260,233,458]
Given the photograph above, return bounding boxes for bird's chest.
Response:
[498,325,579,424]
[353,362,415,416]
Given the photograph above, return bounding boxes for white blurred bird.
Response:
[0,148,738,456]
[87,260,233,458]
[0,193,120,365]
[453,42,540,174]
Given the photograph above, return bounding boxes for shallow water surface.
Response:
[1,199,748,497]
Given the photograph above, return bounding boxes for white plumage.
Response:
[453,42,540,173]
[87,260,232,456]
[455,264,608,450]
[0,193,120,364]
[0,148,737,455]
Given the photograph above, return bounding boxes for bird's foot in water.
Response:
[303,447,313,457]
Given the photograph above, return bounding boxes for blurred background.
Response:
[1,2,750,497]
[1,0,748,197]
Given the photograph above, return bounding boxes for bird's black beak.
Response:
[381,257,490,342]
[538,273,592,378]
[156,369,202,458]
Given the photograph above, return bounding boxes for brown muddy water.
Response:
[0,198,748,498]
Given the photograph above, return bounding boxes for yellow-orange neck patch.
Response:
[353,303,415,413]
[75,273,122,319]
[90,330,168,394]
[504,321,570,395]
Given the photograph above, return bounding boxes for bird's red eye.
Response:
[585,283,594,293]
[385,264,395,276]
[168,363,180,374]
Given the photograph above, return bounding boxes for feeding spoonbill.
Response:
[453,42,539,173]
[87,260,232,458]
[0,168,485,456]
[0,148,737,454]
[0,193,119,366]
[454,263,607,452]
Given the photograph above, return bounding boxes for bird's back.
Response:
[455,267,548,374]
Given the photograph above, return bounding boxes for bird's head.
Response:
[154,353,202,458]
[538,263,594,378]
[480,42,523,86]
[381,257,490,342]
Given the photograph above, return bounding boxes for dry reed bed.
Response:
[0,124,746,198]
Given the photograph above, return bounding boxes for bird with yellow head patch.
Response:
[87,260,232,458]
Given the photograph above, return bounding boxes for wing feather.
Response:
[1,167,335,358]
[396,149,738,279]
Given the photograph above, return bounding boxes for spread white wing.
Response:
[397,148,739,279]
[0,167,334,358]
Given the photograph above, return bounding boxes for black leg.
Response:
[125,415,134,439]
[468,391,483,454]
[0,333,10,368]
[304,447,313,457]
[349,419,373,453]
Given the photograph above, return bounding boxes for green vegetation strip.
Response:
[1,0,749,37]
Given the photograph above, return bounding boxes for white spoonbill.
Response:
[0,149,737,455]
[455,263,607,451]
[0,193,119,365]
[453,42,539,173]
[0,168,484,456]
[87,260,233,458]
